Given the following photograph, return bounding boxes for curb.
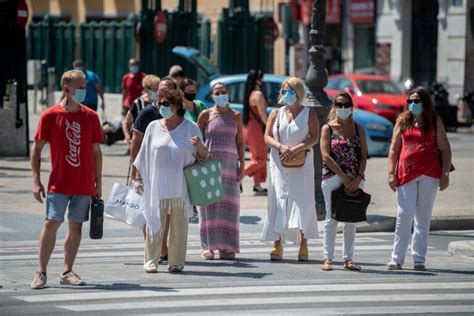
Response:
[448,240,474,257]
[430,215,474,231]
[351,215,474,233]
[356,215,396,233]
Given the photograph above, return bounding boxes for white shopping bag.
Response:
[104,183,146,229]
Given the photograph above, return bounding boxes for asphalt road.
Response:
[1,229,474,315]
[1,105,473,314]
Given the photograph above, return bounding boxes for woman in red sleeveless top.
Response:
[243,70,268,194]
[387,88,452,271]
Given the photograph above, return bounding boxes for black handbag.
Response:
[90,198,104,239]
[331,185,371,223]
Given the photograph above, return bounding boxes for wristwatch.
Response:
[443,172,450,176]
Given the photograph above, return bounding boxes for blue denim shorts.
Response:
[46,193,91,223]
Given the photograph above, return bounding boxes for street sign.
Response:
[350,0,375,25]
[17,0,29,29]
[153,11,167,44]
[264,18,279,46]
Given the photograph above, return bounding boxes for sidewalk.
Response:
[7,91,474,235]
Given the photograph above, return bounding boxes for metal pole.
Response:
[304,0,332,220]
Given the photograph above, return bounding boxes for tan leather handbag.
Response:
[275,109,307,168]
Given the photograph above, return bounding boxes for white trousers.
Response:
[391,175,439,265]
[322,175,364,261]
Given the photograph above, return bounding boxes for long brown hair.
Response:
[397,87,437,134]
[327,90,354,122]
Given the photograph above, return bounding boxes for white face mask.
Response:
[71,88,86,103]
[336,108,352,120]
[214,94,229,107]
[150,90,158,102]
[159,105,174,119]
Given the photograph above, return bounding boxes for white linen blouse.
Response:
[134,119,203,235]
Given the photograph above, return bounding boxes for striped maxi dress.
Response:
[199,108,240,253]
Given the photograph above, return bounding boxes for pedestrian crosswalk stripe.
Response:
[55,293,474,312]
[14,282,474,303]
[0,245,406,261]
[0,236,389,254]
[179,305,474,315]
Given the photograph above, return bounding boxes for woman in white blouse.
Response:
[134,89,208,273]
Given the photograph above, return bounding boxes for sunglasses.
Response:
[335,101,352,108]
[282,89,296,95]
[157,101,170,107]
[407,99,421,105]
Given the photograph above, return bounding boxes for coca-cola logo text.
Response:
[65,119,81,168]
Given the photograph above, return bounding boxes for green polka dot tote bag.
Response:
[184,158,224,206]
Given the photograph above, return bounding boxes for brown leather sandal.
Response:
[344,260,361,271]
[321,260,333,271]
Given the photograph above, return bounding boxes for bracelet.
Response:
[278,143,282,151]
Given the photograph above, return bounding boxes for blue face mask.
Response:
[129,66,139,74]
[283,90,297,105]
[408,102,423,116]
[150,90,158,102]
[159,105,174,119]
[214,94,229,107]
[74,67,84,73]
[336,108,352,120]
[72,89,86,103]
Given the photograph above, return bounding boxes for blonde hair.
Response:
[327,90,354,122]
[60,70,85,89]
[142,74,160,90]
[278,77,305,105]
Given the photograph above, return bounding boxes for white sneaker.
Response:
[31,272,47,289]
[59,271,85,286]
[143,263,158,273]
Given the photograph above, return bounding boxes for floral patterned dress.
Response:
[321,124,361,180]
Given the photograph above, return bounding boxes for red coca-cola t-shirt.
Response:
[34,104,104,196]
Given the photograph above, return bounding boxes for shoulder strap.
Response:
[327,124,333,136]
[274,108,281,142]
[137,98,144,112]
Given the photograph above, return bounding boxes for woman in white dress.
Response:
[134,89,208,273]
[261,77,320,261]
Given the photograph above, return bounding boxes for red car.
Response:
[325,74,406,121]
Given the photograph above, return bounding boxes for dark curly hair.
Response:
[159,89,185,117]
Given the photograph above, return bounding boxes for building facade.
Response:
[25,0,474,102]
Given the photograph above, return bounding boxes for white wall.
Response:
[376,0,412,82]
[436,0,468,103]
[341,0,354,73]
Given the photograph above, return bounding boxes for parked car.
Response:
[325,74,406,122]
[197,75,393,157]
[173,46,393,156]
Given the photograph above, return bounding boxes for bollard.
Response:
[47,67,55,107]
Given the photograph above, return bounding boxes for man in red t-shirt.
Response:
[30,70,104,289]
[121,58,146,116]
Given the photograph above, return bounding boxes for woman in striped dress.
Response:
[197,82,245,260]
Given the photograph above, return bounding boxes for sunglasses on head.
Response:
[157,101,170,107]
[282,89,296,95]
[407,99,421,105]
[335,101,352,108]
